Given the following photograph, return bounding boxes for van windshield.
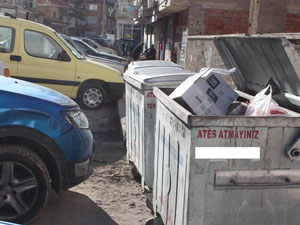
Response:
[56,33,84,59]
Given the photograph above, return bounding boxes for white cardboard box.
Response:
[169,68,238,116]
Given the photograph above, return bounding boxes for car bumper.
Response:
[66,157,93,188]
[55,128,95,190]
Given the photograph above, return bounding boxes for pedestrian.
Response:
[124,41,129,57]
[144,44,156,60]
[131,42,144,60]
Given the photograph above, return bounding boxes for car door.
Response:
[17,27,76,97]
[0,23,20,77]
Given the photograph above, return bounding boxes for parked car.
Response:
[65,36,127,73]
[88,36,118,51]
[0,15,124,110]
[0,68,93,224]
[80,37,118,55]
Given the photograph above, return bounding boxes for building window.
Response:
[53,11,56,18]
[88,16,97,24]
[89,4,98,10]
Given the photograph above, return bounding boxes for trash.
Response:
[245,85,290,116]
[226,101,248,115]
[169,68,238,116]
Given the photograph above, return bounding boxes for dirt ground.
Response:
[30,103,152,225]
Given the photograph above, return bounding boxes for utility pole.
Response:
[102,0,106,36]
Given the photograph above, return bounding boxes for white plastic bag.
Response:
[245,85,273,116]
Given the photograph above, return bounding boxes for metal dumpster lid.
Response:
[214,37,300,111]
[128,60,183,70]
[124,67,194,83]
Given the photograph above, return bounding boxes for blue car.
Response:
[0,76,94,224]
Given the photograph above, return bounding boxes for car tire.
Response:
[0,145,51,224]
[77,82,107,110]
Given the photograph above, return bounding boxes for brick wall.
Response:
[286,13,300,32]
[204,9,249,35]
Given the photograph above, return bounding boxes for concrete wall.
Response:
[184,35,238,87]
[249,0,287,34]
[184,36,226,73]
[200,0,250,10]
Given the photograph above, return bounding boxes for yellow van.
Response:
[0,15,124,109]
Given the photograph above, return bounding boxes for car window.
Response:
[24,30,63,60]
[0,26,14,53]
[73,40,90,52]
[83,39,98,49]
[56,33,84,59]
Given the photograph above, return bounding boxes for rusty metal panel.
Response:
[153,87,300,225]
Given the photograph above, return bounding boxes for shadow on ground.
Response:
[30,190,118,225]
[84,103,126,166]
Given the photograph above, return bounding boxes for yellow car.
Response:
[0,15,124,109]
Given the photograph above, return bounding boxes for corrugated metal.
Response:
[153,87,300,225]
[214,37,300,112]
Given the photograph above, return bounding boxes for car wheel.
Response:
[78,83,107,110]
[0,145,51,224]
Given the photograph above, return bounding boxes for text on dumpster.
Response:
[197,129,259,139]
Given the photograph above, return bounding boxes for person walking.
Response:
[144,44,156,60]
[131,43,144,60]
[122,41,129,57]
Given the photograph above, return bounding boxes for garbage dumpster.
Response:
[152,37,300,225]
[127,60,183,71]
[124,65,194,189]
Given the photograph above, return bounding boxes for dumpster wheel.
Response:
[144,215,164,225]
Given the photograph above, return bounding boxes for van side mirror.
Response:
[59,50,71,61]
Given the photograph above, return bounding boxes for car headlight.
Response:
[61,110,89,129]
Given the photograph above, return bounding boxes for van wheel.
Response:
[0,145,51,224]
[77,83,107,110]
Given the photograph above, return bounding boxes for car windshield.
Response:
[83,39,99,49]
[56,33,84,59]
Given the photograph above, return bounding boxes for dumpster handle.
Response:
[229,177,291,186]
[287,137,300,161]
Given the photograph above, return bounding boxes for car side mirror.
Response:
[59,50,71,61]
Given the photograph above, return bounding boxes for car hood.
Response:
[0,76,77,106]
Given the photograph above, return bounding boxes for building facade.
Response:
[116,0,141,41]
[0,0,36,20]
[135,0,300,69]
[37,0,73,34]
